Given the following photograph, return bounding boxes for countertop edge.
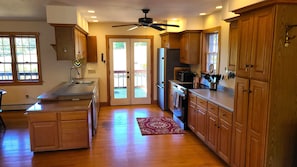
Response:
[189,89,234,112]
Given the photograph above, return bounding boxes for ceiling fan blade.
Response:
[112,24,138,27]
[127,26,139,31]
[150,24,165,31]
[153,23,180,27]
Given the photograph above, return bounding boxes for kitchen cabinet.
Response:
[227,18,238,71]
[195,96,207,141]
[187,93,207,141]
[179,30,202,64]
[187,92,197,132]
[60,111,89,149]
[27,100,91,152]
[231,1,297,167]
[236,7,273,82]
[28,112,59,152]
[217,107,233,164]
[206,102,219,151]
[54,25,88,61]
[160,32,180,48]
[206,102,233,164]
[87,36,98,62]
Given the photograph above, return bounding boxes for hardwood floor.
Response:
[0,104,227,167]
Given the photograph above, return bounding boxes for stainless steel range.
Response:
[172,82,193,130]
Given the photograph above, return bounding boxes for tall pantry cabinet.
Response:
[230,1,297,167]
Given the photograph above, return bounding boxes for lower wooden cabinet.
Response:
[188,92,233,164]
[187,92,207,141]
[28,112,59,152]
[28,109,91,152]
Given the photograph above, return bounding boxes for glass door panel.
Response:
[113,42,127,99]
[133,42,147,98]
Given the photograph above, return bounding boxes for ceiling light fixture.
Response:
[90,16,97,19]
[88,10,95,13]
[216,6,223,9]
[199,13,206,16]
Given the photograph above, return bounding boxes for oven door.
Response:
[172,87,187,122]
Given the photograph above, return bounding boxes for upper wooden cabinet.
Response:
[160,32,180,48]
[231,1,297,167]
[87,36,98,62]
[227,19,239,71]
[54,25,88,61]
[236,7,274,81]
[179,30,202,64]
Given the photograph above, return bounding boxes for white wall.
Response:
[0,21,72,105]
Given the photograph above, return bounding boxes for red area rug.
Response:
[136,117,184,135]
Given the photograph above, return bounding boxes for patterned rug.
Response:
[136,117,184,135]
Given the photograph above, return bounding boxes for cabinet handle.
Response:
[243,89,252,93]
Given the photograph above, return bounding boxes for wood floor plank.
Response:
[0,104,227,167]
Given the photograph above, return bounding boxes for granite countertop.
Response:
[189,89,234,112]
[26,100,91,113]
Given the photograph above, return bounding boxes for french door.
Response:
[109,38,151,105]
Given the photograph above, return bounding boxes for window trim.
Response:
[201,27,221,74]
[0,32,43,85]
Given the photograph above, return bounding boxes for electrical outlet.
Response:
[25,95,29,98]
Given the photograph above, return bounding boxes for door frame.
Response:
[106,35,154,105]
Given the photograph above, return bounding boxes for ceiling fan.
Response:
[112,9,180,31]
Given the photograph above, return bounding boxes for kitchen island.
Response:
[26,79,99,152]
[26,100,92,152]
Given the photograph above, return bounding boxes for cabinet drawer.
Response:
[29,112,58,122]
[208,102,219,115]
[188,92,197,104]
[219,107,232,124]
[60,111,87,121]
[196,96,207,109]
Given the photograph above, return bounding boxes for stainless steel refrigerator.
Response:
[157,48,188,110]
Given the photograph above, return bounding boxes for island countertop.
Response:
[37,78,98,102]
[189,89,234,112]
[26,100,92,113]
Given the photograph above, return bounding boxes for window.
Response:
[202,27,220,74]
[0,32,42,85]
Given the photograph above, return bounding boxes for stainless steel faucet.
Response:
[70,66,80,83]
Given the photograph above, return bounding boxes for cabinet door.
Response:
[206,112,218,151]
[30,121,59,152]
[250,7,274,82]
[218,108,233,164]
[187,93,197,131]
[196,106,207,141]
[236,14,254,78]
[237,7,274,81]
[160,33,180,48]
[87,36,98,62]
[55,26,75,60]
[246,80,269,167]
[180,31,201,64]
[231,77,249,167]
[228,20,238,71]
[60,120,89,149]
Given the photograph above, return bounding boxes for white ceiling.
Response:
[0,0,223,23]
